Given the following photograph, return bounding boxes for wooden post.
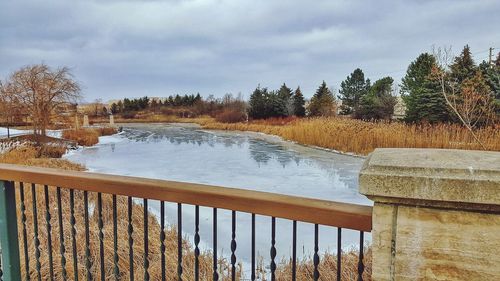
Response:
[0,180,21,281]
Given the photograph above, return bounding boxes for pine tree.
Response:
[277,83,293,116]
[450,45,476,85]
[292,87,306,117]
[356,77,396,120]
[338,68,370,115]
[308,81,336,116]
[248,85,267,119]
[479,59,500,118]
[401,53,450,123]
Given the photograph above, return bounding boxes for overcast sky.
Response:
[1,0,499,102]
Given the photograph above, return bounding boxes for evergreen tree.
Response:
[450,45,476,84]
[479,59,500,117]
[110,103,118,114]
[248,86,267,119]
[356,77,396,120]
[338,68,370,115]
[276,83,293,116]
[308,81,336,116]
[401,53,450,123]
[292,87,306,117]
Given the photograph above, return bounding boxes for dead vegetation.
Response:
[62,127,118,146]
[201,117,500,155]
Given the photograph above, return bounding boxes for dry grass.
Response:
[275,249,371,280]
[62,127,118,146]
[201,117,500,155]
[62,129,100,146]
[0,146,84,171]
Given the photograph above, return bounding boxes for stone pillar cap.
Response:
[359,148,500,210]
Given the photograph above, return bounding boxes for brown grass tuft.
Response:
[63,129,100,146]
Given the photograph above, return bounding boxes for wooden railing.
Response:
[0,163,372,281]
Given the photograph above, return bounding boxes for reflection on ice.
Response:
[65,123,371,265]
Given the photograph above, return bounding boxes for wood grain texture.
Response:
[0,163,372,231]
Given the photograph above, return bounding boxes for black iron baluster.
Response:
[56,187,67,281]
[313,224,320,281]
[44,185,55,280]
[194,205,200,281]
[337,227,342,281]
[270,217,276,281]
[292,220,297,281]
[251,213,255,281]
[230,211,237,281]
[97,193,105,281]
[0,247,3,281]
[69,190,78,281]
[143,199,150,281]
[128,196,134,281]
[19,182,30,280]
[31,183,42,281]
[112,195,119,280]
[83,191,92,281]
[160,201,166,281]
[177,203,182,281]
[357,231,365,281]
[213,208,219,281]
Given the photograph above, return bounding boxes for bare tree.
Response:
[6,64,81,135]
[0,80,24,138]
[432,47,494,149]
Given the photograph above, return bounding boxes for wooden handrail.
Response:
[0,163,372,231]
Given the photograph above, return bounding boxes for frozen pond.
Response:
[65,123,371,275]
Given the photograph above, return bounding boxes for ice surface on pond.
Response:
[65,123,371,271]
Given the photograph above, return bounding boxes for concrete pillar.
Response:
[359,148,500,281]
[110,114,114,126]
[83,114,89,127]
[75,115,80,129]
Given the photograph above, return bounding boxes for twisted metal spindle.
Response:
[194,205,200,281]
[56,187,67,281]
[83,191,92,281]
[230,211,237,281]
[19,183,30,280]
[44,185,55,280]
[357,231,365,281]
[143,199,150,281]
[313,224,320,281]
[97,193,105,281]
[31,183,42,281]
[69,190,78,281]
[160,201,166,281]
[270,217,276,281]
[128,196,134,281]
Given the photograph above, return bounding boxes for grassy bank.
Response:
[62,127,119,146]
[199,117,500,155]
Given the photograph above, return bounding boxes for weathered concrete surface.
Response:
[360,148,500,281]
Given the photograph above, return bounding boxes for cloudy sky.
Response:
[1,0,499,102]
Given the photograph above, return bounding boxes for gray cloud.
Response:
[1,0,499,101]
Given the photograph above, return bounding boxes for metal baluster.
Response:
[112,195,119,280]
[337,227,342,281]
[160,201,166,281]
[128,196,134,281]
[44,186,55,280]
[230,211,237,281]
[251,214,255,281]
[97,193,105,281]
[19,183,30,280]
[177,203,182,281]
[143,199,149,281]
[0,248,3,281]
[213,208,218,281]
[69,190,78,281]
[56,187,67,281]
[83,191,92,281]
[270,217,276,281]
[194,205,200,281]
[313,224,320,281]
[292,220,297,281]
[31,183,41,281]
[357,231,365,281]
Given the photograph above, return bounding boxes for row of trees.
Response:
[401,46,499,127]
[248,84,306,119]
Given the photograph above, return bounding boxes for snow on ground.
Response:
[0,127,30,137]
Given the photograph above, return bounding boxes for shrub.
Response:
[37,144,67,158]
[215,109,247,123]
[96,127,118,136]
[62,129,99,146]
[121,111,136,119]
